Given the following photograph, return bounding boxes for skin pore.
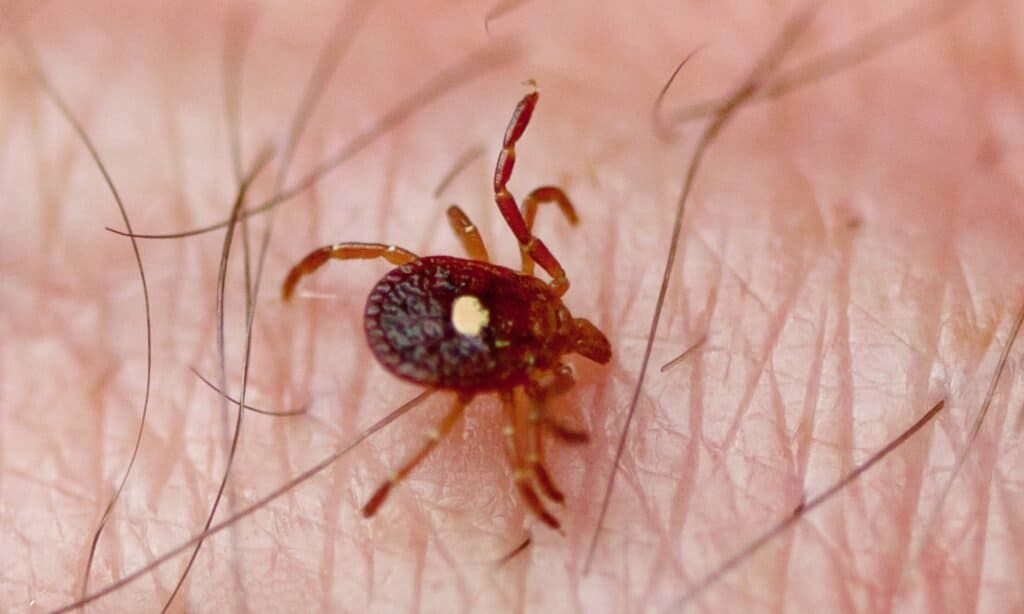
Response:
[2,0,1023,612]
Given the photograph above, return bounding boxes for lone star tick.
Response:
[281,90,611,530]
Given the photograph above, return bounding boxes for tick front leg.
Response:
[281,242,418,300]
[446,205,490,262]
[519,186,579,276]
[361,394,470,518]
[494,91,571,296]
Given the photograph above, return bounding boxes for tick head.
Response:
[572,317,611,364]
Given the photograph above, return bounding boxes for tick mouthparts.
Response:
[573,318,611,364]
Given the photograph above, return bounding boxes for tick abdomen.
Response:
[364,255,570,391]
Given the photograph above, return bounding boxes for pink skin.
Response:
[2,1,1024,612]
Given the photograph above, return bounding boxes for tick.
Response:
[281,90,611,529]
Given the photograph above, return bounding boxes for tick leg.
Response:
[528,364,576,400]
[361,394,470,518]
[544,417,590,445]
[526,395,565,503]
[446,205,490,262]
[281,242,418,301]
[519,186,578,276]
[528,366,590,445]
[494,91,571,296]
[501,392,560,530]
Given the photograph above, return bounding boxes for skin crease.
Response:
[1,0,1023,611]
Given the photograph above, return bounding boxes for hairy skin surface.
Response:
[2,1,1023,612]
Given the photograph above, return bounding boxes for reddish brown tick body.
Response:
[365,255,609,391]
[282,91,610,529]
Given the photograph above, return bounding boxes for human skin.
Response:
[2,0,1023,612]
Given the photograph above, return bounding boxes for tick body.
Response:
[282,91,610,529]
[365,255,608,391]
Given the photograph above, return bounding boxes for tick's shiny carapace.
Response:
[281,90,610,530]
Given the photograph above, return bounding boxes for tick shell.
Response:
[364,255,573,391]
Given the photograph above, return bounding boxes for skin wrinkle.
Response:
[919,309,1018,610]
[886,229,955,608]
[2,0,1024,612]
[780,254,843,605]
[655,230,724,584]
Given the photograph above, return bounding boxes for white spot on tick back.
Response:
[452,295,490,336]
